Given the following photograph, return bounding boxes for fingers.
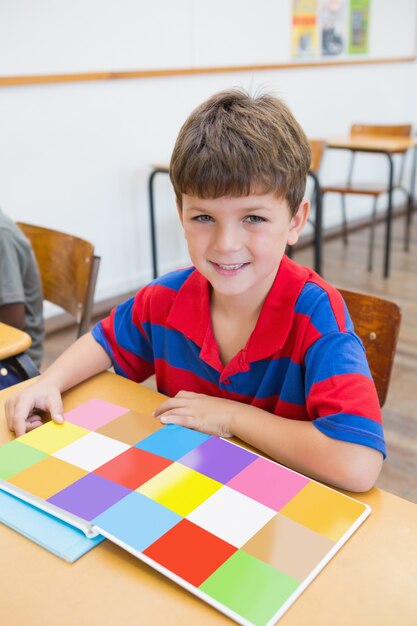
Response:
[153,390,202,417]
[159,413,197,429]
[5,395,36,437]
[176,390,200,399]
[26,418,44,431]
[5,386,64,437]
[47,392,64,424]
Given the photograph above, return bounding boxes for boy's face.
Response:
[178,192,309,304]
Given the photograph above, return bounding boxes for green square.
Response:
[199,550,299,626]
[0,440,47,480]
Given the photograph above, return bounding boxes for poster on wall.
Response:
[319,0,347,56]
[349,0,370,54]
[292,0,370,59]
[291,0,318,58]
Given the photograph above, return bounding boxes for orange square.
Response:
[7,456,87,500]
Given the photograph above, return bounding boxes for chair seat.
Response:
[321,182,391,196]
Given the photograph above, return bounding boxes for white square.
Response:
[52,432,130,471]
[187,486,276,547]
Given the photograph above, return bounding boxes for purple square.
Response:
[64,399,128,431]
[179,437,257,483]
[48,473,131,520]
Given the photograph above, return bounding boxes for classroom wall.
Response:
[1,7,417,314]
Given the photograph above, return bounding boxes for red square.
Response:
[94,447,172,490]
[143,519,236,586]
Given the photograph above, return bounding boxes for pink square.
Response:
[227,457,309,511]
[64,399,129,431]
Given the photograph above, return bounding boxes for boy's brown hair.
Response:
[170,89,311,216]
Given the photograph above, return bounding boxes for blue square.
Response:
[135,425,211,461]
[93,491,181,552]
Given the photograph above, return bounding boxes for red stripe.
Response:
[103,311,153,382]
[308,374,381,423]
[279,312,322,363]
[154,360,309,420]
[136,284,177,326]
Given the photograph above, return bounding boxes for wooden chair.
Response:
[17,223,100,338]
[322,124,412,271]
[339,288,401,407]
[310,139,327,174]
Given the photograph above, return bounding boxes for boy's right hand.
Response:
[5,380,64,437]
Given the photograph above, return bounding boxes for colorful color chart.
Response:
[0,398,370,626]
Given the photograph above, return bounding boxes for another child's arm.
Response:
[153,392,383,492]
[5,333,112,436]
[0,302,25,329]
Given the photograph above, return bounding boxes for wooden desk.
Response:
[148,164,324,278]
[326,135,414,278]
[0,322,32,360]
[1,371,417,625]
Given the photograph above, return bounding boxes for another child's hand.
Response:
[153,390,240,437]
[5,380,64,437]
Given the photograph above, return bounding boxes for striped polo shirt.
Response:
[92,255,385,457]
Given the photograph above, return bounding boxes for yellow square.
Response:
[280,482,368,542]
[19,421,89,454]
[7,456,88,500]
[137,462,222,517]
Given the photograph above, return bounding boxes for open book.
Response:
[0,398,370,626]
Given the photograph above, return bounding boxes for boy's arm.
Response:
[5,333,112,437]
[153,392,383,492]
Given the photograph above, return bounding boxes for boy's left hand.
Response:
[153,390,238,437]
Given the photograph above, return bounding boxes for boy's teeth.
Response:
[218,263,244,270]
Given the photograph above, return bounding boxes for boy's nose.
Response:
[213,224,242,253]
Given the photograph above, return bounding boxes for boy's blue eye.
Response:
[193,214,213,222]
[245,215,266,223]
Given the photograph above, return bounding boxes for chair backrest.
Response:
[309,139,327,173]
[351,124,412,138]
[17,223,100,337]
[338,288,401,407]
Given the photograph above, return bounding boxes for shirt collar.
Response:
[167,268,211,348]
[167,256,312,366]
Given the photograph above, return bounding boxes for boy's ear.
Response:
[287,199,310,246]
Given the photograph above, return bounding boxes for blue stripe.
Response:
[313,413,386,457]
[144,323,306,403]
[231,358,305,404]
[295,283,339,335]
[91,324,128,378]
[149,267,194,291]
[342,301,355,333]
[143,322,220,384]
[305,332,371,396]
[112,298,154,364]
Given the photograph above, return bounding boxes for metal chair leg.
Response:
[404,190,413,252]
[341,194,349,245]
[368,197,378,272]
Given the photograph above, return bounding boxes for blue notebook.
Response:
[0,489,104,562]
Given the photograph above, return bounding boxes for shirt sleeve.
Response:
[91,292,155,382]
[304,297,386,458]
[0,231,25,305]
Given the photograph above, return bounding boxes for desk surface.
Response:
[0,322,32,360]
[327,135,413,154]
[1,372,417,626]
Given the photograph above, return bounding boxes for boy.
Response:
[5,90,384,491]
[0,208,44,387]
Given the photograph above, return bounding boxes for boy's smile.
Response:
[179,192,309,308]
